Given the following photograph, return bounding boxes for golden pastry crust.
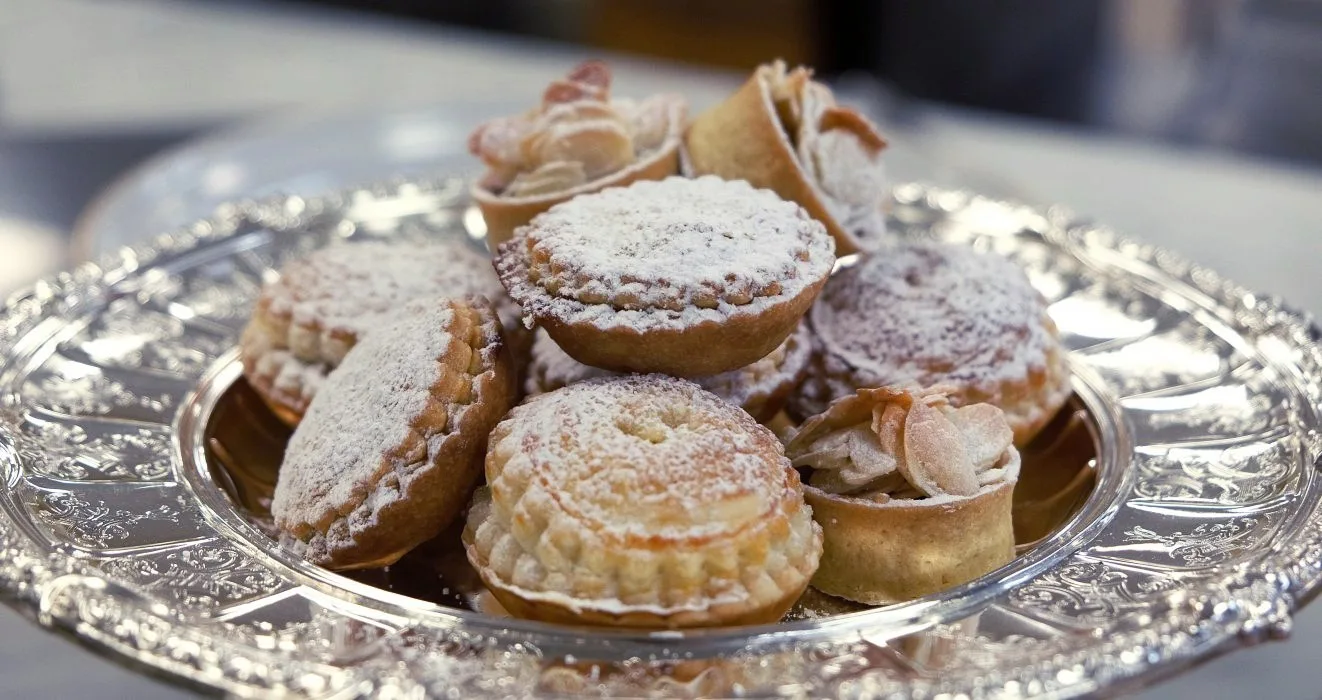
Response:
[787,387,1019,604]
[793,241,1071,446]
[469,60,687,253]
[523,322,812,421]
[239,240,525,426]
[463,375,822,628]
[272,298,516,570]
[495,176,835,377]
[684,60,888,255]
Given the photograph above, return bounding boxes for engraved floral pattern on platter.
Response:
[0,181,1314,698]
[24,368,176,419]
[1009,559,1184,626]
[13,416,173,481]
[33,491,183,549]
[100,544,288,608]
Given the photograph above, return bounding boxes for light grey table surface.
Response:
[1,1,1320,698]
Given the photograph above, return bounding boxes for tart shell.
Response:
[685,67,861,256]
[472,98,686,255]
[803,460,1018,605]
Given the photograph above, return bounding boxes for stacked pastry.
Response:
[240,59,1073,627]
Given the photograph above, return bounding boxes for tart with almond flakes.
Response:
[469,60,688,253]
[684,60,889,255]
[786,386,1019,604]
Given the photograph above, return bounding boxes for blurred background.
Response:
[1,0,1320,301]
[287,0,1322,162]
[0,1,1320,698]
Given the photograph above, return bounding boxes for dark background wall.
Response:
[249,0,1322,166]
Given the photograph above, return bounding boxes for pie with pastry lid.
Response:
[272,297,516,570]
[793,241,1071,446]
[240,239,523,426]
[495,176,835,377]
[463,374,822,628]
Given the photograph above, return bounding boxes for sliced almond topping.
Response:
[791,386,1012,500]
[872,400,907,460]
[505,161,588,198]
[468,115,533,170]
[542,60,612,106]
[619,95,673,153]
[948,403,1014,470]
[522,102,635,178]
[899,398,979,497]
[567,59,611,88]
[795,424,898,495]
[818,106,888,154]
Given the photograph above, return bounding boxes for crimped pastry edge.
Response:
[275,299,516,570]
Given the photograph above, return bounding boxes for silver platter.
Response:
[1,179,1319,698]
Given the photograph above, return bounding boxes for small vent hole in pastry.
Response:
[659,405,692,430]
[615,416,668,444]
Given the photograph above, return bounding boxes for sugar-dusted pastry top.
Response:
[272,298,504,560]
[787,386,1018,503]
[525,322,811,413]
[496,375,791,540]
[467,374,821,617]
[806,242,1059,408]
[497,176,835,332]
[469,60,683,199]
[257,239,506,346]
[763,60,889,244]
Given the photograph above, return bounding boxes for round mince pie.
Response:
[272,298,516,570]
[240,239,524,426]
[495,176,835,377]
[786,386,1019,604]
[463,374,822,628]
[684,60,889,255]
[523,322,812,422]
[793,241,1071,446]
[469,59,687,253]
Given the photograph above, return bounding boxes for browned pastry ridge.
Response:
[463,374,822,628]
[240,239,525,426]
[495,176,836,377]
[684,60,889,255]
[469,59,688,253]
[523,321,813,422]
[787,386,1019,605]
[793,240,1072,446]
[271,298,516,570]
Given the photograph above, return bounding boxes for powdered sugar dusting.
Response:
[501,375,790,540]
[264,240,504,338]
[498,176,834,332]
[809,242,1054,402]
[272,301,462,534]
[257,349,326,402]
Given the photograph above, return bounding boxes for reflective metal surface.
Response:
[190,355,1103,622]
[0,180,1318,697]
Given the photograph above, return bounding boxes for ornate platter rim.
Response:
[174,348,1132,649]
[0,178,1317,697]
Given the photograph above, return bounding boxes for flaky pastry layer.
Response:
[463,376,822,627]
